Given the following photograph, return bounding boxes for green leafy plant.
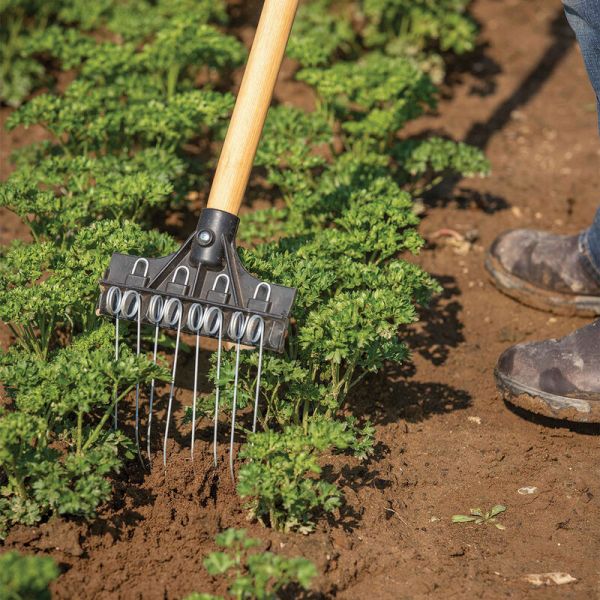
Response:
[0,219,176,358]
[0,551,59,600]
[360,0,477,53]
[0,326,168,537]
[0,0,231,106]
[238,419,372,533]
[288,0,478,82]
[0,1,50,106]
[288,0,355,67]
[391,137,491,196]
[452,505,507,530]
[104,0,228,43]
[299,52,436,144]
[6,48,238,155]
[184,528,317,600]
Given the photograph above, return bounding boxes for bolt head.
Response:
[197,229,213,246]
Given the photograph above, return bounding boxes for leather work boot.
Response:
[485,229,600,316]
[495,320,600,422]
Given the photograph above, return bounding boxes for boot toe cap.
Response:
[496,339,580,397]
[496,343,533,382]
[490,229,539,273]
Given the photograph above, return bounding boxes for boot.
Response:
[485,229,600,316]
[495,319,600,422]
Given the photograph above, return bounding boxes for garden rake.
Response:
[97,0,299,480]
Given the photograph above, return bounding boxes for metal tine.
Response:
[114,314,119,429]
[208,276,229,468]
[119,289,144,463]
[105,286,123,430]
[188,303,204,461]
[247,314,265,433]
[146,294,166,464]
[187,305,224,464]
[249,282,270,433]
[162,297,184,467]
[207,308,224,468]
[228,311,248,482]
[130,258,149,462]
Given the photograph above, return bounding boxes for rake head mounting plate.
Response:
[97,209,296,353]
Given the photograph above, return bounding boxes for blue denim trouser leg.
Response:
[563,1,600,277]
[581,210,600,284]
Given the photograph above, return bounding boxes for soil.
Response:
[2,0,600,598]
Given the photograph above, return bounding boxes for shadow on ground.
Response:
[352,378,472,427]
[404,274,465,367]
[465,6,575,149]
[505,401,600,436]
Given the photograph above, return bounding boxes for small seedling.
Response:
[452,505,507,530]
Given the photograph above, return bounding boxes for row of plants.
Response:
[1,0,476,107]
[0,0,487,553]
[0,0,239,536]
[0,0,229,106]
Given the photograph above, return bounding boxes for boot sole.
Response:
[485,252,600,317]
[495,368,600,423]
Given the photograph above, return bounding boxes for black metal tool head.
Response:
[97,208,296,353]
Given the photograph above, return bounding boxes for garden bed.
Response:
[1,0,599,598]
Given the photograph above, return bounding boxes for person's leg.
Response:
[563,1,600,280]
[491,2,600,423]
[563,0,600,126]
[485,2,600,315]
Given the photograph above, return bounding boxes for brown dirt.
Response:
[2,0,600,598]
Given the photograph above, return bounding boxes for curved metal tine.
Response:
[119,289,144,466]
[114,316,120,430]
[253,281,272,302]
[132,257,149,277]
[202,307,224,468]
[134,301,143,466]
[161,268,190,466]
[230,343,242,482]
[213,273,230,293]
[228,312,247,482]
[162,298,184,468]
[173,265,190,286]
[147,323,160,463]
[146,295,165,465]
[188,304,204,462]
[106,287,122,430]
[191,331,201,461]
[247,315,265,433]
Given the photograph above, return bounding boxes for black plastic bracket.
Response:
[97,208,296,353]
[189,208,239,269]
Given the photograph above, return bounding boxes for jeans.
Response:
[563,0,600,277]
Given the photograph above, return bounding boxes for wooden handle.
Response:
[206,0,299,216]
